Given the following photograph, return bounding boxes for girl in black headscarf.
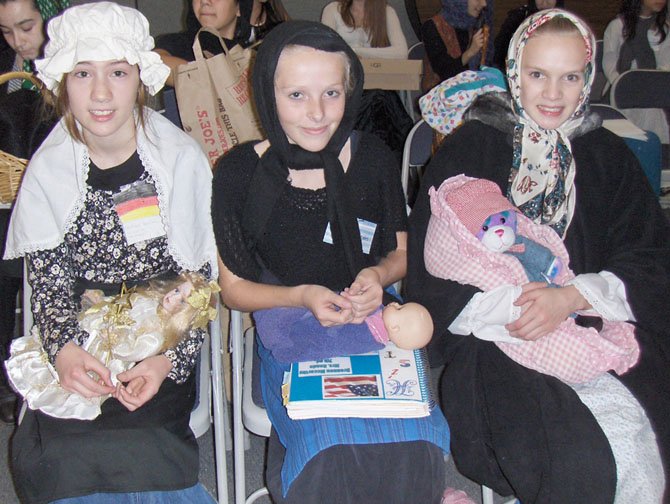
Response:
[212,20,449,503]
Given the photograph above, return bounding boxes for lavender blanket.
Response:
[253,307,383,363]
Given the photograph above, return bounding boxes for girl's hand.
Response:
[463,28,485,63]
[506,283,590,341]
[342,267,383,323]
[55,341,115,398]
[300,285,354,327]
[113,355,173,411]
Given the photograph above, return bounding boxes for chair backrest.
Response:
[161,87,183,129]
[230,308,271,504]
[590,40,608,104]
[401,119,433,200]
[404,42,426,121]
[590,103,627,121]
[610,69,670,109]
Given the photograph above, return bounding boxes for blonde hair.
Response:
[532,15,582,38]
[277,44,354,96]
[142,272,217,351]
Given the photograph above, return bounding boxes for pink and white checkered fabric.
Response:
[424,175,639,384]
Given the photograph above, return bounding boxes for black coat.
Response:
[407,94,670,502]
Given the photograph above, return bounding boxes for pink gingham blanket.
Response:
[424,175,639,384]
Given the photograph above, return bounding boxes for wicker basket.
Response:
[0,71,51,204]
[0,150,27,204]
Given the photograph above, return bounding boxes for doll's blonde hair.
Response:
[141,271,217,351]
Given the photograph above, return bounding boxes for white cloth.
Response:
[455,270,636,344]
[4,109,218,276]
[7,295,166,420]
[448,284,522,343]
[603,16,670,143]
[320,2,408,59]
[572,373,665,503]
[35,2,169,95]
[567,271,636,322]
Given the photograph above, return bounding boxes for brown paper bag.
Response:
[175,28,263,166]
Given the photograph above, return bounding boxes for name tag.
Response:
[323,219,377,255]
[112,180,166,245]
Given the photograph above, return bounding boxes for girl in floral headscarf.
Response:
[409,9,670,503]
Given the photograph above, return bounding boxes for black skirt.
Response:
[11,375,199,504]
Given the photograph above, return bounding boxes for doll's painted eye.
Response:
[500,217,506,224]
[482,225,488,232]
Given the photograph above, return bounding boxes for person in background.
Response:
[0,0,68,93]
[0,0,67,424]
[603,0,669,143]
[321,0,413,160]
[493,0,564,70]
[6,3,218,502]
[155,0,252,87]
[421,0,492,92]
[249,0,289,43]
[321,0,408,59]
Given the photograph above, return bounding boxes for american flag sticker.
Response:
[322,375,382,399]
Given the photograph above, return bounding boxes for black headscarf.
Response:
[242,20,366,281]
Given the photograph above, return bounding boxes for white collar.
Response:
[5,109,218,276]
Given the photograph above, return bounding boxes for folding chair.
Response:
[403,42,426,121]
[590,40,608,104]
[590,103,627,121]
[230,309,271,504]
[160,87,183,129]
[610,69,670,110]
[401,119,433,208]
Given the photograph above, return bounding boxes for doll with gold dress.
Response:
[5,271,219,420]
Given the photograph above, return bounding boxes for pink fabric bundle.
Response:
[424,174,639,384]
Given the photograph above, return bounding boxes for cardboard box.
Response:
[361,58,423,91]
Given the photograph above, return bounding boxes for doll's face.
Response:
[476,210,517,253]
[162,281,194,314]
[382,302,433,350]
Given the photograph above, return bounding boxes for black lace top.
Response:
[212,132,407,289]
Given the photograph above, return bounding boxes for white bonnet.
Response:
[35,2,169,95]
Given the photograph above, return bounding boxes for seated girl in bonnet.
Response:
[4,3,218,502]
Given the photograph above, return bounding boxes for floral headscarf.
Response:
[505,9,596,237]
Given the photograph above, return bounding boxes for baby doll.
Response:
[6,272,219,420]
[254,301,434,364]
[424,175,640,384]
